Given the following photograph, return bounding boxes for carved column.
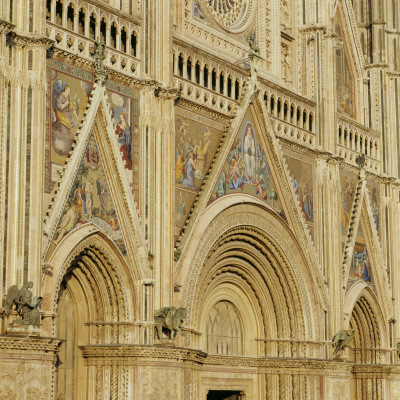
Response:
[0,19,15,313]
[142,0,174,311]
[320,28,336,152]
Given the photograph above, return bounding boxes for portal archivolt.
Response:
[181,203,325,357]
[50,232,136,399]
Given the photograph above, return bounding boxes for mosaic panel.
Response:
[175,107,225,238]
[50,134,127,256]
[209,110,285,220]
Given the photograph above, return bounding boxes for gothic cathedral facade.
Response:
[1,0,400,399]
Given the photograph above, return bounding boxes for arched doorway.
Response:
[349,291,388,399]
[45,231,137,400]
[177,202,326,399]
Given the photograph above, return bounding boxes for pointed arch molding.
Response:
[42,84,148,278]
[177,202,328,341]
[343,188,393,320]
[344,286,389,349]
[175,91,320,284]
[41,227,137,337]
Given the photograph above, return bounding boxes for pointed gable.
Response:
[208,109,285,220]
[50,134,128,256]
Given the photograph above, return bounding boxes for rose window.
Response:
[205,0,246,29]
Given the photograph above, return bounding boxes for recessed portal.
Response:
[207,390,244,400]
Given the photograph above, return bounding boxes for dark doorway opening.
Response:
[207,390,244,400]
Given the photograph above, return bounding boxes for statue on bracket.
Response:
[332,329,355,359]
[247,33,261,98]
[356,153,366,169]
[4,282,42,329]
[154,306,186,343]
[93,39,108,85]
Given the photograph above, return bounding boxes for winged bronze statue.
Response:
[4,282,42,327]
[332,329,355,356]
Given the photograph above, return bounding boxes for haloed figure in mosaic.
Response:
[115,112,133,170]
[243,124,256,181]
[52,80,79,156]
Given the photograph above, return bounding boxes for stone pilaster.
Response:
[0,0,52,321]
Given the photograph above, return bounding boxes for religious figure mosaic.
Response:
[367,182,380,237]
[335,17,356,119]
[284,152,314,240]
[46,60,140,203]
[106,81,140,204]
[349,224,373,285]
[51,135,127,255]
[175,107,225,238]
[46,59,92,190]
[209,111,285,220]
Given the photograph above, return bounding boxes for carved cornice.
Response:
[81,344,207,363]
[0,19,15,35]
[80,344,365,372]
[298,25,327,34]
[353,364,400,375]
[53,50,174,92]
[0,335,62,353]
[364,63,389,71]
[387,71,400,78]
[154,86,180,100]
[9,31,54,49]
[53,49,94,70]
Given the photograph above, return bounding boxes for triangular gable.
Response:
[175,107,225,239]
[344,185,392,320]
[174,95,328,307]
[105,82,140,205]
[207,109,285,221]
[43,84,148,278]
[49,134,128,256]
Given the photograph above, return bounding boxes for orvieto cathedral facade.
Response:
[1,0,400,399]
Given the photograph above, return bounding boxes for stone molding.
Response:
[0,334,62,353]
[78,343,398,374]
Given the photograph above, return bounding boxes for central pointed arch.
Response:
[177,201,327,358]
